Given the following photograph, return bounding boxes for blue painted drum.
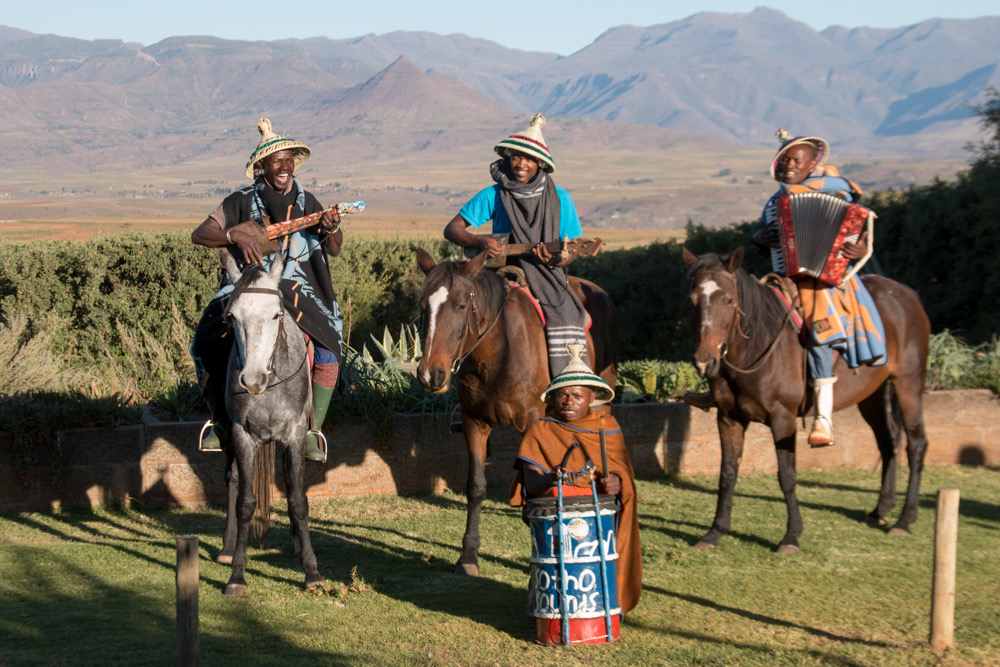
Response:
[526,495,621,645]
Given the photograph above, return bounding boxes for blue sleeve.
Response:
[459,185,502,230]
[556,186,583,239]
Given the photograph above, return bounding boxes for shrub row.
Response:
[0,231,453,366]
[1,215,996,373]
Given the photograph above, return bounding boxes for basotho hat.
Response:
[769,128,829,179]
[540,341,615,406]
[494,113,555,173]
[245,118,311,178]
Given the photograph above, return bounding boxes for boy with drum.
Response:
[509,343,642,616]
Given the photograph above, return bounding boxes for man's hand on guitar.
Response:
[319,208,342,234]
[532,239,571,268]
[229,228,263,265]
[479,235,505,258]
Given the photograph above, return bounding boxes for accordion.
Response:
[764,192,875,286]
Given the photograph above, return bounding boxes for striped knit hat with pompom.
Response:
[245,118,311,178]
[540,341,614,406]
[494,113,556,173]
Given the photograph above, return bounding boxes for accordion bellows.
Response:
[765,192,875,286]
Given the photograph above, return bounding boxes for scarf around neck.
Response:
[489,159,559,245]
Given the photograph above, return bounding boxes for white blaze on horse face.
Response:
[424,285,449,354]
[698,279,723,332]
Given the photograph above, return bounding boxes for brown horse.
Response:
[415,249,619,575]
[683,246,930,553]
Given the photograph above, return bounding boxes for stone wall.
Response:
[1,390,997,514]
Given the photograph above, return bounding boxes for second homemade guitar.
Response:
[463,233,605,268]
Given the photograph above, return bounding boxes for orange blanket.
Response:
[510,407,642,613]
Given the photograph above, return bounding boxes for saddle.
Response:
[494,266,592,331]
[759,273,804,339]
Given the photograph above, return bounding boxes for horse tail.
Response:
[252,441,275,547]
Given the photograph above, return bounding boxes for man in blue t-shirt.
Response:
[443,114,588,377]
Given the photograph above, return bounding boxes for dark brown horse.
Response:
[683,246,930,553]
[415,249,619,575]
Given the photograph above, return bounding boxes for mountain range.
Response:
[0,8,996,229]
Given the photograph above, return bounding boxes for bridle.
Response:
[223,286,307,388]
[445,276,513,375]
[697,270,797,376]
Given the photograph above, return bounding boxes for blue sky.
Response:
[3,1,997,56]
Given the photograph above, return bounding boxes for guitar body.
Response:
[229,217,280,255]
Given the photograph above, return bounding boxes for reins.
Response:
[223,284,308,389]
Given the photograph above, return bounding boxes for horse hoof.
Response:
[864,515,887,527]
[454,563,479,576]
[776,544,800,555]
[224,583,247,596]
[887,527,911,537]
[216,553,233,565]
[305,577,326,591]
[692,541,716,551]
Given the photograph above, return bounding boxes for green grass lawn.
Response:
[1,465,997,666]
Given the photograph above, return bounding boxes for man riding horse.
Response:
[444,113,589,378]
[190,118,344,462]
[685,129,886,448]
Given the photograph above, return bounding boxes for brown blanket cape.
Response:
[509,406,642,613]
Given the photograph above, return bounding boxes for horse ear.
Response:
[726,246,745,271]
[416,248,436,275]
[268,252,284,280]
[682,246,697,267]
[463,249,488,276]
[219,248,241,284]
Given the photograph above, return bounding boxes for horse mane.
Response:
[687,252,791,355]
[419,260,509,315]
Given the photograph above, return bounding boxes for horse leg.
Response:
[456,417,490,576]
[857,387,898,528]
[772,413,802,554]
[224,432,257,596]
[696,415,747,549]
[217,448,238,564]
[282,441,324,590]
[886,381,929,535]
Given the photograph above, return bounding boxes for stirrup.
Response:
[198,420,222,452]
[808,416,834,448]
[306,429,328,463]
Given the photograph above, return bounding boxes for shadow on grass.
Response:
[639,583,894,664]
[0,517,376,665]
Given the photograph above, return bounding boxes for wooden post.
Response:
[930,488,960,651]
[176,536,200,666]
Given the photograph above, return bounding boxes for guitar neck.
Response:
[264,208,330,241]
[264,201,366,241]
[504,241,570,256]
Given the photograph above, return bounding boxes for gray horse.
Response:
[215,250,324,596]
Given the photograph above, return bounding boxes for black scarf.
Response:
[490,159,587,377]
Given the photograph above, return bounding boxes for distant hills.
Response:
[0,8,996,228]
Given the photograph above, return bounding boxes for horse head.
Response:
[414,249,492,394]
[683,246,744,380]
[221,251,286,395]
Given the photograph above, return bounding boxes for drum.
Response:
[525,494,621,645]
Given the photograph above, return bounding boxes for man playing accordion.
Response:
[686,130,887,448]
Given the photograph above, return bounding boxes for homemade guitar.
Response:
[463,233,604,268]
[228,200,366,254]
